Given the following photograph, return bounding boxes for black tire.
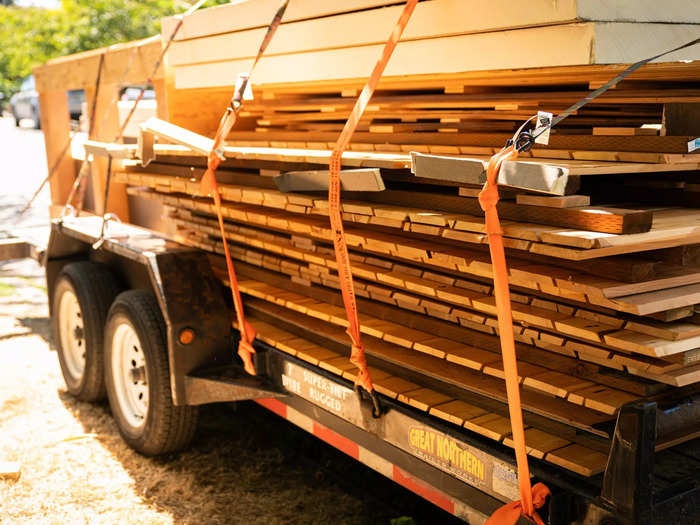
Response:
[52,261,121,402]
[104,290,198,455]
[32,108,41,130]
[13,112,20,127]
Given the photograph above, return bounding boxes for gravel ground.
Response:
[0,117,461,524]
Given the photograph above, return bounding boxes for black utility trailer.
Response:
[36,215,700,525]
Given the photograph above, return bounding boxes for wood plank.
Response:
[134,186,697,316]
[87,82,129,220]
[38,89,75,208]
[173,23,700,89]
[247,311,610,476]
[545,444,608,476]
[662,103,700,136]
[0,239,30,262]
[516,194,591,208]
[275,168,385,192]
[165,0,700,63]
[140,117,215,156]
[244,293,615,436]
[357,188,652,234]
[34,36,163,92]
[227,129,698,155]
[235,271,643,414]
[429,400,488,426]
[0,461,21,482]
[611,285,700,316]
[410,152,488,186]
[503,428,569,460]
[497,160,577,195]
[161,0,403,42]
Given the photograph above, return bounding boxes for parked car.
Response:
[67,89,85,121]
[9,75,84,129]
[121,86,156,101]
[9,75,40,129]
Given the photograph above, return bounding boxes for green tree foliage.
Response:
[0,0,228,99]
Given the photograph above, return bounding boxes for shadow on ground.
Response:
[59,392,463,525]
[17,316,52,345]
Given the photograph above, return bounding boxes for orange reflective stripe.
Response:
[198,0,289,375]
[479,146,549,524]
[328,0,418,394]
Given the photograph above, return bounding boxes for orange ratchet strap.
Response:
[480,146,550,524]
[328,0,418,410]
[482,36,700,524]
[199,0,290,376]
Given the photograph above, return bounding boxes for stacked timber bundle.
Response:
[111,1,700,478]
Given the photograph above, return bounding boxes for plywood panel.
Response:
[173,23,700,89]
[38,90,74,207]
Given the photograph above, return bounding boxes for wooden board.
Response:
[121,163,653,235]
[239,287,616,428]
[161,0,403,41]
[130,161,700,261]
[0,461,21,482]
[358,188,652,234]
[169,207,700,366]
[172,23,700,89]
[274,168,385,192]
[227,129,700,155]
[34,36,163,92]
[198,240,695,392]
[164,0,700,56]
[132,184,700,316]
[516,194,591,208]
[244,313,607,476]
[170,0,629,69]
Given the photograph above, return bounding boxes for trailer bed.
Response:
[44,216,700,524]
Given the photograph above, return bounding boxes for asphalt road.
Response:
[0,117,461,524]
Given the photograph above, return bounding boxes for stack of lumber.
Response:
[114,1,700,478]
[161,0,700,157]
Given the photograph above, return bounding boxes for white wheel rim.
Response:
[111,320,149,430]
[58,288,85,381]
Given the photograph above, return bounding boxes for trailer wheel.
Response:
[104,290,198,455]
[52,261,121,401]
